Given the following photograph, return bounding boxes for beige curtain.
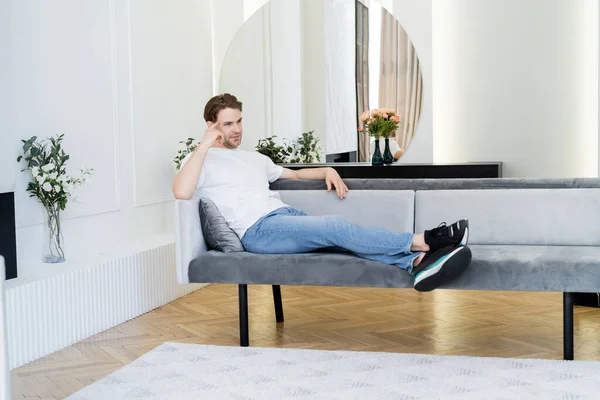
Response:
[379,8,423,151]
[355,1,370,162]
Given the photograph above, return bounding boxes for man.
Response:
[173,94,471,292]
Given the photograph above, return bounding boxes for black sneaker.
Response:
[412,245,472,292]
[424,219,469,252]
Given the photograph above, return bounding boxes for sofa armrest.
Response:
[175,195,207,284]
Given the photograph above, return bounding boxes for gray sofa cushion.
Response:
[449,245,600,292]
[277,190,415,233]
[415,189,600,246]
[188,245,600,292]
[189,251,412,288]
[198,197,245,253]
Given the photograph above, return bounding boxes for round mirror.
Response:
[219,0,423,163]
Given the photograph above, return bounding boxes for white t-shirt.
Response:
[181,148,288,239]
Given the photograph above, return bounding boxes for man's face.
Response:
[209,108,243,149]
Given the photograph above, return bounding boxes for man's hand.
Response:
[279,167,349,199]
[199,122,223,149]
[325,167,349,199]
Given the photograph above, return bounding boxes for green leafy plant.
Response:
[286,131,323,164]
[173,137,199,170]
[255,135,292,164]
[257,131,323,164]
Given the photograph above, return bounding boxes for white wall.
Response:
[10,0,120,228]
[432,0,598,177]
[210,0,244,94]
[130,0,210,206]
[6,0,213,264]
[377,0,393,11]
[0,0,13,193]
[220,0,311,149]
[219,5,268,151]
[270,0,304,141]
[244,0,267,21]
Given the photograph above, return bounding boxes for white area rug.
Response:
[67,342,600,399]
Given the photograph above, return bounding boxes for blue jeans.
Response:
[241,207,422,272]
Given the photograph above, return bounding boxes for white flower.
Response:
[42,163,55,172]
[36,176,45,185]
[42,182,53,192]
[57,175,67,183]
[48,172,58,180]
[54,185,61,192]
[64,182,75,195]
[30,166,40,177]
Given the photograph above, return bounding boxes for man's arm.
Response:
[172,122,222,200]
[279,167,349,199]
[172,144,210,200]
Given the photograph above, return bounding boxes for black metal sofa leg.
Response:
[563,292,574,360]
[272,285,284,323]
[239,284,249,347]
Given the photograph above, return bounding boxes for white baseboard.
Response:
[5,241,206,370]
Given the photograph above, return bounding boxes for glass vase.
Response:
[371,139,384,166]
[383,138,394,164]
[43,203,65,263]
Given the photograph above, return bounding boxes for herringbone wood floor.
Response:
[10,284,600,399]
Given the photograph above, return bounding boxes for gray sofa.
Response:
[175,178,600,360]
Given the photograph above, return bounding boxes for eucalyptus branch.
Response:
[173,138,199,170]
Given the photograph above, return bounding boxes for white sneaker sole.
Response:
[461,225,469,246]
[414,246,472,292]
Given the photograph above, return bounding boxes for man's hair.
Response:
[203,93,243,123]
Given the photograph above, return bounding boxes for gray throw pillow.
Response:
[198,197,246,252]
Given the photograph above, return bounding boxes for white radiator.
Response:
[5,242,205,370]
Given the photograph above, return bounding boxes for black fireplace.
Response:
[0,191,17,280]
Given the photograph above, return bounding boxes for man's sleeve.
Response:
[264,155,284,183]
[180,153,207,188]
